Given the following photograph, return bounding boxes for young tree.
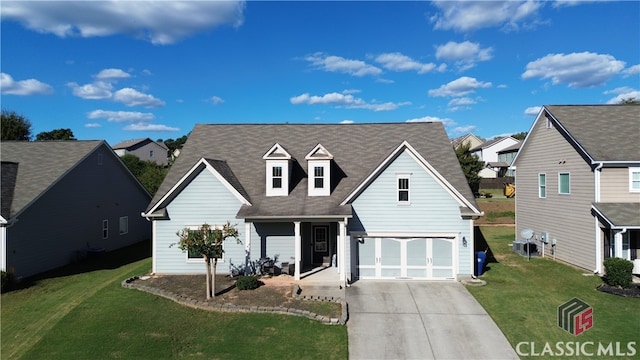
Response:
[36,128,76,141]
[173,222,240,299]
[455,141,485,195]
[1,110,32,140]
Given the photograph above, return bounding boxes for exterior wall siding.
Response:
[515,118,597,271]
[128,142,168,166]
[154,169,246,274]
[600,167,640,202]
[349,150,473,276]
[6,145,151,278]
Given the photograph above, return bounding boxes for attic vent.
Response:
[263,143,292,196]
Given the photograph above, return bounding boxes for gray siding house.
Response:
[113,138,169,166]
[513,105,640,274]
[143,123,483,284]
[1,141,151,279]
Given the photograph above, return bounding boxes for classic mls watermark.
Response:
[515,298,637,357]
[558,297,592,336]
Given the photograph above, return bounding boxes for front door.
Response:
[312,225,329,265]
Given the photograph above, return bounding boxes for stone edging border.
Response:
[122,276,348,325]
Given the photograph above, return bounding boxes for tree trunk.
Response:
[204,256,212,299]
[211,258,218,298]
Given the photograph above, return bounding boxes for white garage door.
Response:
[357,237,455,280]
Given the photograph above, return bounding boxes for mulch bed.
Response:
[596,283,640,298]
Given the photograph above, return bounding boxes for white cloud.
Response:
[290,91,409,112]
[405,115,456,127]
[124,123,180,132]
[624,64,640,77]
[1,1,245,45]
[113,88,165,108]
[452,125,477,136]
[305,52,382,77]
[95,68,131,80]
[340,120,354,124]
[374,53,440,74]
[524,106,542,116]
[428,77,492,97]
[604,87,640,104]
[1,72,53,95]
[87,109,155,122]
[67,81,113,99]
[447,97,476,111]
[430,0,544,32]
[210,96,224,105]
[435,41,493,71]
[84,122,102,128]
[522,52,625,88]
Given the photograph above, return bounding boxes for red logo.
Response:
[558,298,593,336]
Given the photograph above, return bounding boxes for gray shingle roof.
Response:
[0,141,104,218]
[545,105,640,162]
[112,138,168,151]
[592,203,640,227]
[148,123,479,218]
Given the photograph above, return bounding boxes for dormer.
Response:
[305,144,333,196]
[263,143,292,196]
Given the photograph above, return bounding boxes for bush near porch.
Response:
[468,226,639,360]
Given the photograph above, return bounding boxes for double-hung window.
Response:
[538,173,546,198]
[314,166,324,189]
[558,172,570,195]
[119,216,129,235]
[397,174,410,204]
[272,166,283,189]
[630,168,640,192]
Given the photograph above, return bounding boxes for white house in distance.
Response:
[142,123,484,285]
[470,137,520,178]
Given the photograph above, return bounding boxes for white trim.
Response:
[350,231,458,238]
[262,143,292,160]
[629,167,640,193]
[594,216,602,274]
[145,158,251,215]
[265,160,290,197]
[294,221,301,280]
[308,160,330,196]
[341,141,481,214]
[1,226,6,272]
[305,143,333,160]
[152,220,157,274]
[396,173,411,205]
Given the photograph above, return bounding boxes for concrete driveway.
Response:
[346,281,519,360]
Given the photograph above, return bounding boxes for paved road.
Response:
[346,281,519,360]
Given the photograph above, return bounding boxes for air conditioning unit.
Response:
[513,240,538,257]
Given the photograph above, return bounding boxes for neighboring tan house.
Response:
[1,141,151,279]
[513,105,640,274]
[451,133,484,150]
[143,123,483,284]
[113,138,169,166]
[471,137,520,179]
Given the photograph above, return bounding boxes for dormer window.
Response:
[263,143,292,196]
[306,144,333,196]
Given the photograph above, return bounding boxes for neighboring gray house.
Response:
[496,142,521,177]
[143,123,483,284]
[113,138,169,166]
[1,141,151,279]
[513,105,640,274]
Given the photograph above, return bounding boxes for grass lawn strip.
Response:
[468,226,639,360]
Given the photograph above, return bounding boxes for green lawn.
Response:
[1,243,347,360]
[468,227,639,360]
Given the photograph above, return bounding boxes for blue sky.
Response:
[1,1,638,145]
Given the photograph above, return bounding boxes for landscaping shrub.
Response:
[1,270,13,292]
[603,258,634,288]
[236,275,260,290]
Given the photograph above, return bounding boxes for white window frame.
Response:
[558,172,570,195]
[397,173,411,205]
[102,220,109,239]
[265,160,289,196]
[272,166,283,189]
[630,167,640,192]
[307,160,330,196]
[184,225,226,263]
[538,173,546,198]
[119,216,129,235]
[313,166,325,189]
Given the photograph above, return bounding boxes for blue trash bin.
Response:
[476,251,486,276]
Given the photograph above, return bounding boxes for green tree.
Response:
[36,128,76,141]
[172,223,240,299]
[120,153,167,195]
[1,110,32,141]
[455,141,485,195]
[511,131,527,141]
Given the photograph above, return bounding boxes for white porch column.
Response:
[244,221,252,274]
[614,229,626,259]
[594,218,602,273]
[294,221,301,280]
[338,219,347,284]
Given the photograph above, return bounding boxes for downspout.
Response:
[594,163,603,273]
